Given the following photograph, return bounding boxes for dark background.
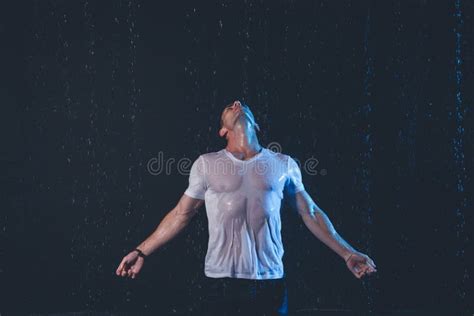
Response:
[1,0,473,315]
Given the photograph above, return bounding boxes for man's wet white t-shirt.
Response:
[184,148,305,280]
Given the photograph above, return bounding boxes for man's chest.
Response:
[205,162,287,194]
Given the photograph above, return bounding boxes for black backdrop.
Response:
[1,1,473,315]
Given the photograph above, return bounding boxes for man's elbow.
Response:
[172,206,198,225]
[174,206,198,220]
[174,195,203,219]
[298,204,325,222]
[297,204,316,218]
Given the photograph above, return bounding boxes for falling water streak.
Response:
[393,0,417,173]
[240,1,271,142]
[78,0,102,308]
[241,0,252,99]
[124,0,146,250]
[360,4,375,314]
[452,0,469,302]
[184,6,203,151]
[126,2,140,189]
[282,6,289,82]
[204,3,223,154]
[52,0,83,302]
[258,4,271,144]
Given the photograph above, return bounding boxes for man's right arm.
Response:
[135,194,204,256]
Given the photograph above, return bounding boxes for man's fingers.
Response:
[363,256,376,269]
[360,267,368,277]
[364,263,377,273]
[349,255,377,279]
[121,262,131,276]
[353,265,364,277]
[117,258,130,274]
[116,263,126,275]
[362,265,375,275]
[116,262,124,274]
[357,265,373,278]
[361,266,376,278]
[351,261,376,279]
[359,260,376,272]
[352,267,360,278]
[128,266,138,278]
[116,255,141,279]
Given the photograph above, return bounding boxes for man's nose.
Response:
[232,101,242,110]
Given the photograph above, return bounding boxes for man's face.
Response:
[219,101,258,137]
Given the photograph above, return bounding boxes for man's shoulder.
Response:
[196,148,292,163]
[265,148,291,162]
[198,149,225,161]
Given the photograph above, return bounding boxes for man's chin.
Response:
[232,113,245,125]
[233,117,256,131]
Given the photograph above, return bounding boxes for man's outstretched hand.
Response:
[345,251,377,279]
[116,250,145,279]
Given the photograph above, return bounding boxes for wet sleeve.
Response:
[184,156,207,200]
[284,156,305,195]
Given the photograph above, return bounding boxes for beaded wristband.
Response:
[134,248,147,259]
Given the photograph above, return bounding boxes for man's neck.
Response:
[225,142,263,161]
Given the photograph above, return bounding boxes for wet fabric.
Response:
[184,148,305,280]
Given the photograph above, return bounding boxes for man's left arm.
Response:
[291,190,377,279]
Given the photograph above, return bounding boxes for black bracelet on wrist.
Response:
[134,248,147,259]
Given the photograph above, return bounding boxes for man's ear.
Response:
[219,127,228,138]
